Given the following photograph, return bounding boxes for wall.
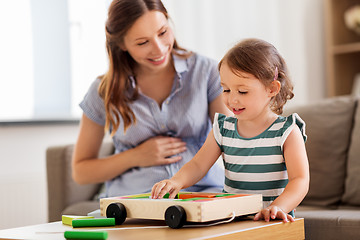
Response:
[0,0,325,230]
[0,123,79,229]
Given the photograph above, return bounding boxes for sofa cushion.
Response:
[342,97,360,205]
[64,142,114,207]
[62,201,100,216]
[295,209,360,240]
[284,96,357,207]
[47,142,115,221]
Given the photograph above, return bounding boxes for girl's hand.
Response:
[253,206,295,223]
[151,179,182,199]
[135,136,186,167]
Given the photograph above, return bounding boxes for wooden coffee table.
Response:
[0,217,304,240]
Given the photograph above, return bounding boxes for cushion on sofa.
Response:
[64,142,114,207]
[63,201,100,216]
[284,96,357,207]
[295,209,360,240]
[342,97,360,205]
[63,145,100,207]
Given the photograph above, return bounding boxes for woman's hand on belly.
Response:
[132,136,187,167]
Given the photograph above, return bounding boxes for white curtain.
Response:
[163,0,325,106]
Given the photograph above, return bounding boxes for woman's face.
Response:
[122,10,175,73]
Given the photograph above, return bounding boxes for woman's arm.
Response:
[72,114,187,184]
[72,114,135,184]
[254,126,310,222]
[151,130,221,199]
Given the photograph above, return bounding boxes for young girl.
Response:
[151,38,310,223]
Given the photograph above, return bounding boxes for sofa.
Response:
[46,142,113,222]
[46,95,360,239]
[283,95,360,239]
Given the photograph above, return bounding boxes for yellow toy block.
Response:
[62,215,94,226]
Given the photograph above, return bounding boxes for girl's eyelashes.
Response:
[222,89,247,94]
[137,40,148,46]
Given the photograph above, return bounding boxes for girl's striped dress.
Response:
[213,113,307,209]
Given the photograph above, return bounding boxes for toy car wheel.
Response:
[106,203,127,225]
[165,205,186,229]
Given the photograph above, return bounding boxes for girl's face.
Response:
[220,63,278,122]
[122,10,175,73]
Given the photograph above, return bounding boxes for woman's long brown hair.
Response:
[99,0,190,136]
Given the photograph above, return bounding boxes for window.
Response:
[0,0,34,120]
[0,0,109,121]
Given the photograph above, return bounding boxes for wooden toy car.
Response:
[100,192,262,228]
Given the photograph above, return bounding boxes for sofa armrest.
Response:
[46,142,114,222]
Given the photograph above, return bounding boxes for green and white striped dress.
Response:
[213,113,307,209]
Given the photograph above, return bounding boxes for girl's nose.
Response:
[229,93,239,104]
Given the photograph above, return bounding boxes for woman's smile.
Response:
[148,54,167,65]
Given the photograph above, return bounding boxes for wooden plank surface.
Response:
[0,218,304,240]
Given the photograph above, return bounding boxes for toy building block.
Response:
[62,215,94,226]
[72,218,115,228]
[64,231,108,240]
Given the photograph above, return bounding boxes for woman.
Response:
[72,0,229,198]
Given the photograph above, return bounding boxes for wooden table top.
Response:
[0,217,304,240]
